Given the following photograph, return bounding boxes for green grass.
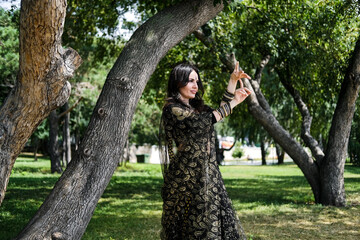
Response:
[0,156,359,239]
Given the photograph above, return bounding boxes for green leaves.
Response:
[130,99,161,145]
[0,8,19,104]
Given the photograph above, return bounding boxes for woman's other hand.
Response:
[230,61,251,82]
[233,79,252,105]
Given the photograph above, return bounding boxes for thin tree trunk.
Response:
[260,140,267,165]
[0,0,81,205]
[48,110,62,173]
[275,143,285,165]
[15,1,223,238]
[32,136,39,162]
[62,102,71,166]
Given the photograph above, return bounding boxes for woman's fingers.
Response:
[236,87,252,97]
[239,72,251,79]
[245,88,252,95]
[231,62,252,82]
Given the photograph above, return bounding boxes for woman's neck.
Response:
[179,95,190,106]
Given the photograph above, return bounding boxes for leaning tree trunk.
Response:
[15,1,223,239]
[193,30,322,202]
[320,37,360,206]
[0,0,81,205]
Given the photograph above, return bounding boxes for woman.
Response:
[159,61,252,240]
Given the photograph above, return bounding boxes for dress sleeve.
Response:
[159,105,176,175]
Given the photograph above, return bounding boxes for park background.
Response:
[0,0,360,239]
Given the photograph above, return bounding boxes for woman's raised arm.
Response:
[213,61,252,122]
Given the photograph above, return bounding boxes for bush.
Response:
[232,142,244,159]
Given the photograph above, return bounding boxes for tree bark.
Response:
[320,37,360,206]
[15,1,223,239]
[0,0,81,205]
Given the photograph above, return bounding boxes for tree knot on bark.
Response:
[84,148,92,157]
[107,76,134,91]
[47,80,72,110]
[350,73,360,85]
[62,47,82,79]
[0,126,5,146]
[97,108,106,118]
[51,231,66,240]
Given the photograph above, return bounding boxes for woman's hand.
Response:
[230,61,251,82]
[233,79,252,105]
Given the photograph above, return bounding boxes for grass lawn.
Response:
[0,156,359,239]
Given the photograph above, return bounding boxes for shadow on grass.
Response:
[345,165,360,174]
[0,177,58,239]
[2,165,359,240]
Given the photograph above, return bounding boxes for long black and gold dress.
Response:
[159,100,246,240]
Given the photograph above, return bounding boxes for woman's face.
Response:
[179,70,199,103]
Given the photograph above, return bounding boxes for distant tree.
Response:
[129,98,161,146]
[193,0,360,206]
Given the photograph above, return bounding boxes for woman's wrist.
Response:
[222,89,235,102]
[230,99,238,109]
[229,77,238,85]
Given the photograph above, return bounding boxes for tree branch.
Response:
[250,55,273,113]
[58,97,83,119]
[277,70,325,163]
[193,28,235,71]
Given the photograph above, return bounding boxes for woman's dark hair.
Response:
[167,63,205,111]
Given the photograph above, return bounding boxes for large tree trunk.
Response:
[15,1,223,239]
[0,0,81,205]
[320,37,360,206]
